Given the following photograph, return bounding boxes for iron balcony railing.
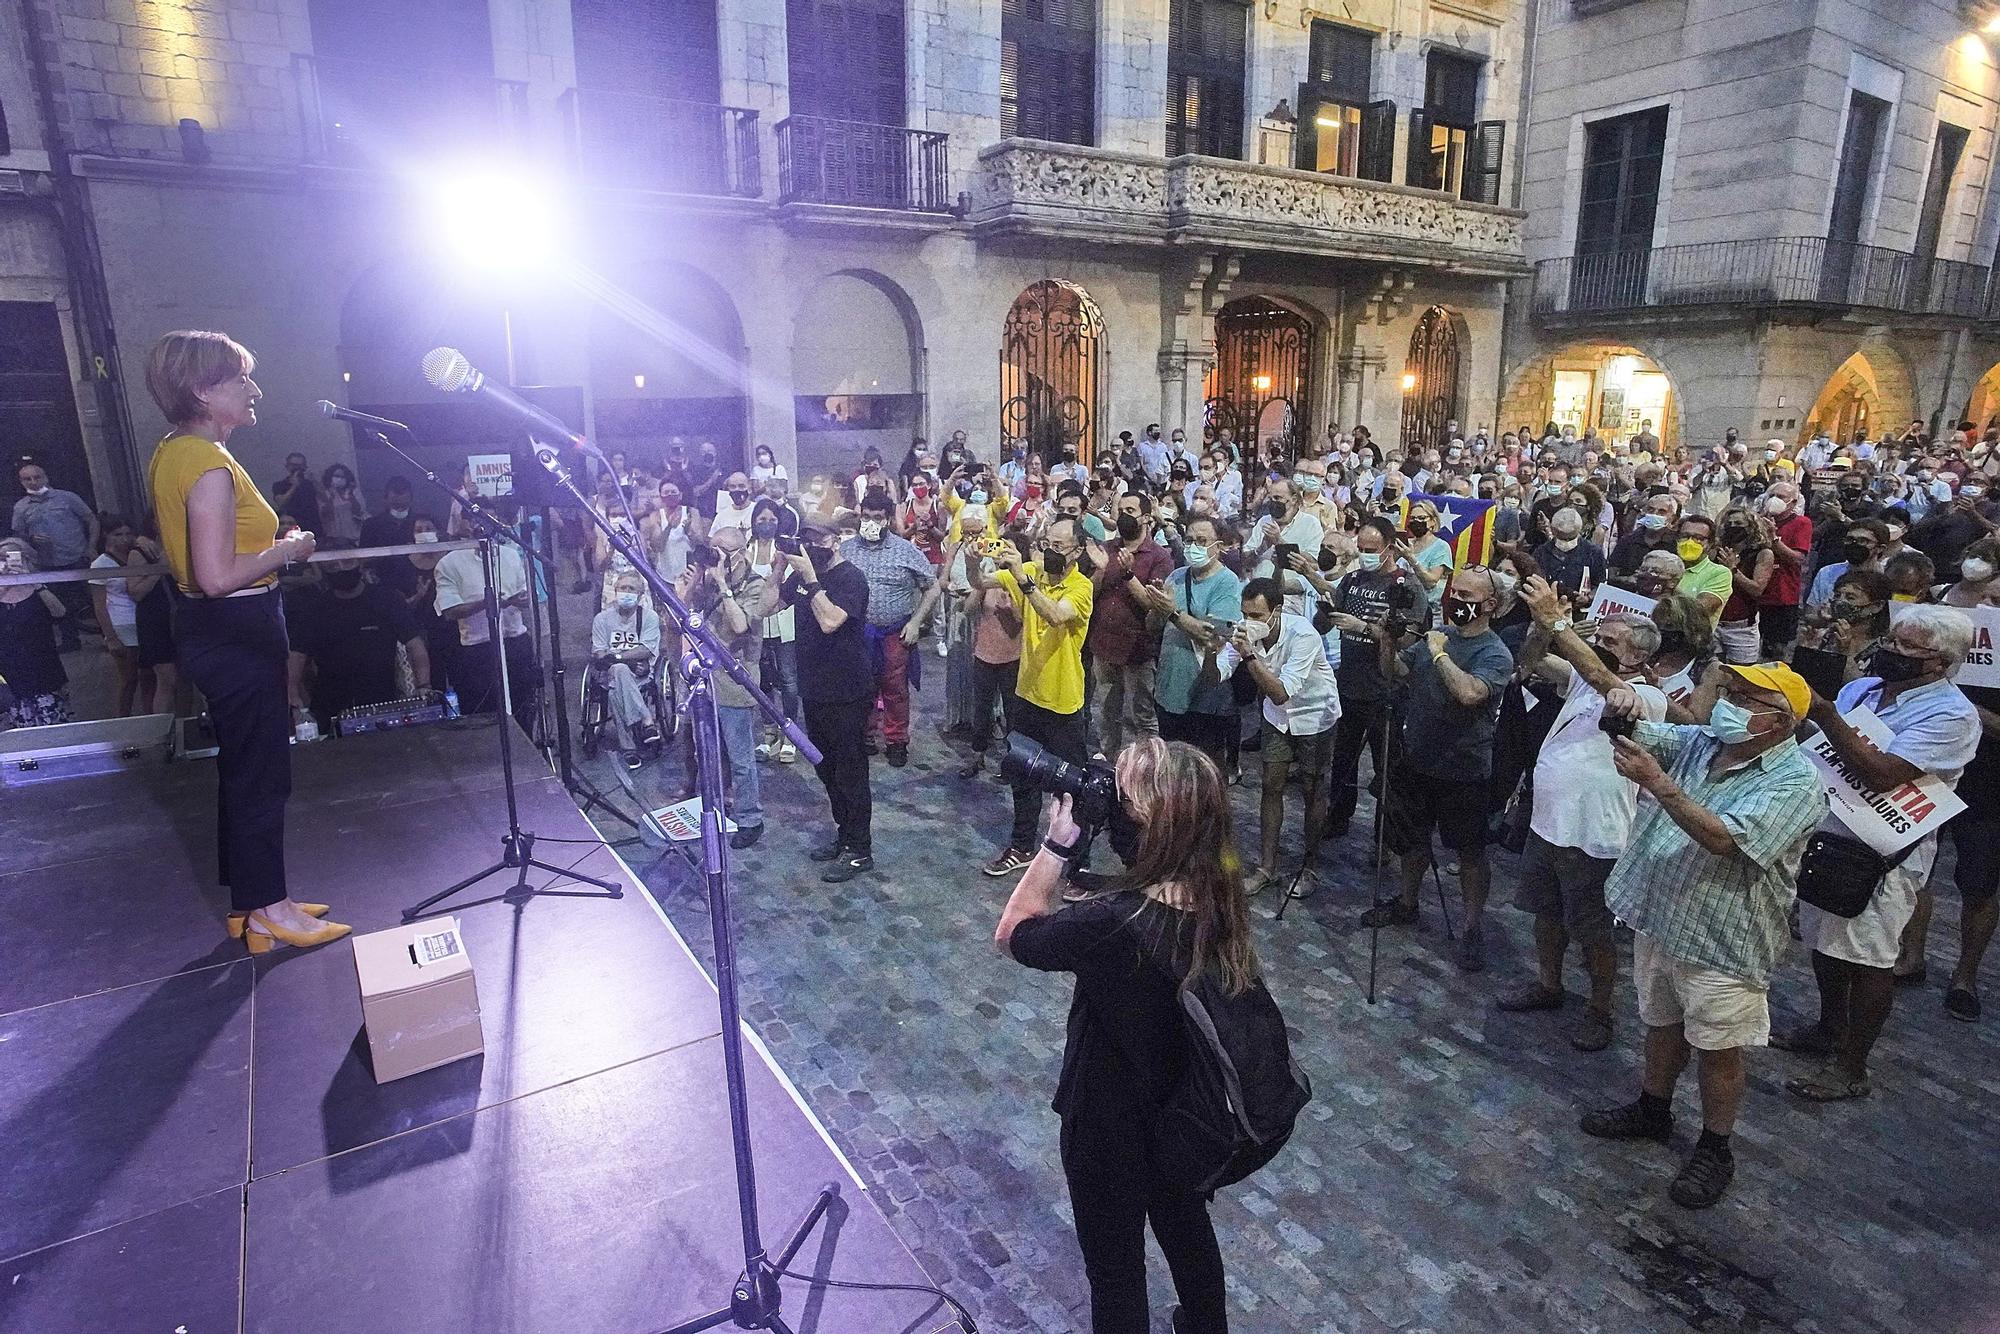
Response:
[561,89,761,197]
[1533,236,1995,320]
[296,55,526,165]
[775,116,951,212]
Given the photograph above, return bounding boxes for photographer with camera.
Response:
[972,515,1096,877]
[994,736,1253,1334]
[1496,578,1669,1050]
[1361,566,1514,971]
[781,519,876,882]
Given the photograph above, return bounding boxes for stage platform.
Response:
[0,723,957,1334]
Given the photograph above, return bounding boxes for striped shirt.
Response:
[1604,721,1828,985]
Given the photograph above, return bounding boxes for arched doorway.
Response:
[588,260,748,466]
[1500,342,1680,449]
[792,271,924,485]
[1000,280,1105,463]
[1204,297,1316,454]
[1802,351,1887,446]
[1965,362,2000,432]
[1399,306,1461,454]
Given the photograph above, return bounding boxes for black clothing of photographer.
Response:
[1321,519,1431,837]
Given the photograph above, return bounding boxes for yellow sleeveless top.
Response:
[147,433,279,595]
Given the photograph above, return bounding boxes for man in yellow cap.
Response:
[1577,661,1827,1209]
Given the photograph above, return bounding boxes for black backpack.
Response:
[1151,968,1311,1196]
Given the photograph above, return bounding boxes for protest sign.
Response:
[1587,584,1657,622]
[468,453,514,498]
[1804,706,1966,856]
[645,798,738,843]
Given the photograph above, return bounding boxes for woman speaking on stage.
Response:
[145,330,348,953]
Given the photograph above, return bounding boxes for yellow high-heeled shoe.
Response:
[225,904,330,939]
[242,909,352,954]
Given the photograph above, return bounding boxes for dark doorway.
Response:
[1570,105,1667,310]
[0,302,90,517]
[1822,92,1889,304]
[1399,306,1460,455]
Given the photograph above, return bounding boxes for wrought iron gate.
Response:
[1204,298,1314,456]
[1399,306,1460,454]
[1000,280,1104,462]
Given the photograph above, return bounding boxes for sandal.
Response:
[1785,1066,1872,1102]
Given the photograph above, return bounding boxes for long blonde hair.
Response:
[1116,737,1259,996]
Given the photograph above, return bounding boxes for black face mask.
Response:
[752,521,779,541]
[1445,597,1482,627]
[1042,551,1069,580]
[1842,542,1874,566]
[1840,489,1865,505]
[325,568,363,592]
[1408,520,1429,538]
[1592,643,1631,675]
[729,490,750,504]
[1116,514,1141,542]
[1870,646,1933,683]
[1722,525,1748,545]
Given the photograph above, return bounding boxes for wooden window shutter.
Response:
[1466,119,1505,204]
[1406,106,1433,189]
[1359,98,1396,181]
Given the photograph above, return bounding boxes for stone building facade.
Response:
[1509,0,2000,452]
[0,0,1530,517]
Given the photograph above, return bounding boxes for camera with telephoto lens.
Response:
[1381,577,1425,638]
[999,734,1120,832]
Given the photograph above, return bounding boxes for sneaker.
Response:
[1668,1143,1735,1209]
[1570,1008,1615,1053]
[776,740,797,764]
[1284,872,1320,901]
[1496,983,1566,1013]
[1359,899,1419,929]
[959,754,985,779]
[623,749,643,772]
[1579,1098,1673,1143]
[864,739,880,756]
[1243,867,1276,897]
[1454,920,1486,973]
[1946,986,1981,1022]
[983,847,1032,877]
[755,741,774,761]
[808,836,847,863]
[821,850,873,883]
[886,742,908,768]
[728,824,763,850]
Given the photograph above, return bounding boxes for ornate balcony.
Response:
[971,140,1526,277]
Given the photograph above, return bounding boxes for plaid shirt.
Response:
[1604,722,1828,985]
[839,533,936,627]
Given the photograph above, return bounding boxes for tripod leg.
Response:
[769,1184,840,1273]
[524,856,622,894]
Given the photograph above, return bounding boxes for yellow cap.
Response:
[1772,458,1798,473]
[1830,456,1854,469]
[1726,662,1812,719]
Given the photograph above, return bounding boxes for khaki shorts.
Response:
[1632,931,1770,1051]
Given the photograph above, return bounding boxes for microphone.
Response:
[316,400,410,431]
[420,347,595,454]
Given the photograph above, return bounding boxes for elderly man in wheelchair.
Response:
[585,570,669,770]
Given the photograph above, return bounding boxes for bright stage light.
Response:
[427,169,564,275]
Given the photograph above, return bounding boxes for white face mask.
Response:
[859,519,886,542]
[1238,617,1271,647]
[1964,557,1996,582]
[412,531,440,545]
[616,591,640,610]
[1762,496,1790,516]
[24,484,48,497]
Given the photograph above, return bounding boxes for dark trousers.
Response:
[1326,696,1391,833]
[1062,1115,1227,1334]
[1158,707,1233,772]
[970,657,1018,754]
[1008,695,1087,851]
[457,633,537,719]
[805,696,872,853]
[175,593,291,913]
[1760,602,1801,659]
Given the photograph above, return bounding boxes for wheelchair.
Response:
[578,650,675,759]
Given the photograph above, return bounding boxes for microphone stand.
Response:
[532,450,865,1334]
[353,427,623,920]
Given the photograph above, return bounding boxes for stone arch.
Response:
[1000,279,1107,463]
[791,269,928,485]
[587,258,750,464]
[1801,346,1914,446]
[1501,341,1684,450]
[1203,292,1330,453]
[1964,361,2000,431]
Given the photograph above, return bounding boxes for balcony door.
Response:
[1408,50,1502,201]
[573,1,735,193]
[1570,105,1667,311]
[786,0,906,127]
[307,0,497,161]
[1295,21,1393,181]
[1004,0,1096,146]
[1165,0,1247,159]
[1822,91,1889,304]
[1909,122,1969,308]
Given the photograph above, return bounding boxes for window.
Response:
[1828,91,1889,247]
[1295,22,1393,179]
[786,0,906,126]
[1409,49,1503,201]
[1913,122,1968,262]
[1165,0,1247,159]
[572,0,719,104]
[1576,106,1667,256]
[1002,0,1096,145]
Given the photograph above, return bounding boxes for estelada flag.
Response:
[1407,491,1496,569]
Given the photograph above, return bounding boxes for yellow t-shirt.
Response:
[995,563,1094,715]
[148,432,279,594]
[942,488,1009,545]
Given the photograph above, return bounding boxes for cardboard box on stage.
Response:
[352,919,484,1083]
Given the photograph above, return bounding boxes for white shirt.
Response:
[1531,665,1669,860]
[435,544,529,647]
[711,494,756,536]
[1249,510,1325,578]
[750,463,789,484]
[1216,612,1341,736]
[90,552,137,633]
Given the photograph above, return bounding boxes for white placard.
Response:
[1804,706,1966,856]
[1586,584,1658,622]
[645,797,739,843]
[1887,601,2000,689]
[468,453,515,498]
[409,918,464,968]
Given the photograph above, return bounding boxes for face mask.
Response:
[1841,542,1874,566]
[1041,551,1069,580]
[1554,535,1579,552]
[1676,538,1707,564]
[1182,542,1210,567]
[1870,646,1934,683]
[413,531,439,545]
[326,568,363,592]
[1704,698,1761,744]
[859,519,885,542]
[24,485,48,497]
[752,520,779,540]
[1357,551,1383,571]
[1762,496,1789,516]
[1408,520,1430,538]
[1296,475,1323,495]
[616,591,640,610]
[806,543,835,574]
[1828,601,1874,623]
[1445,597,1482,627]
[912,484,930,501]
[1592,643,1630,675]
[1116,514,1141,542]
[1637,512,1668,530]
[1721,525,1748,545]
[1963,558,1995,582]
[730,490,750,504]
[1884,525,1907,542]
[1965,486,1986,500]
[1238,618,1272,647]
[389,507,410,520]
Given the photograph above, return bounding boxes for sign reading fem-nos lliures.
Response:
[1888,602,2000,689]
[1804,706,1966,856]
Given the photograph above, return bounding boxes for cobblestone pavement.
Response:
[554,601,1997,1334]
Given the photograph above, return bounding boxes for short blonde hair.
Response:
[145,330,254,427]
